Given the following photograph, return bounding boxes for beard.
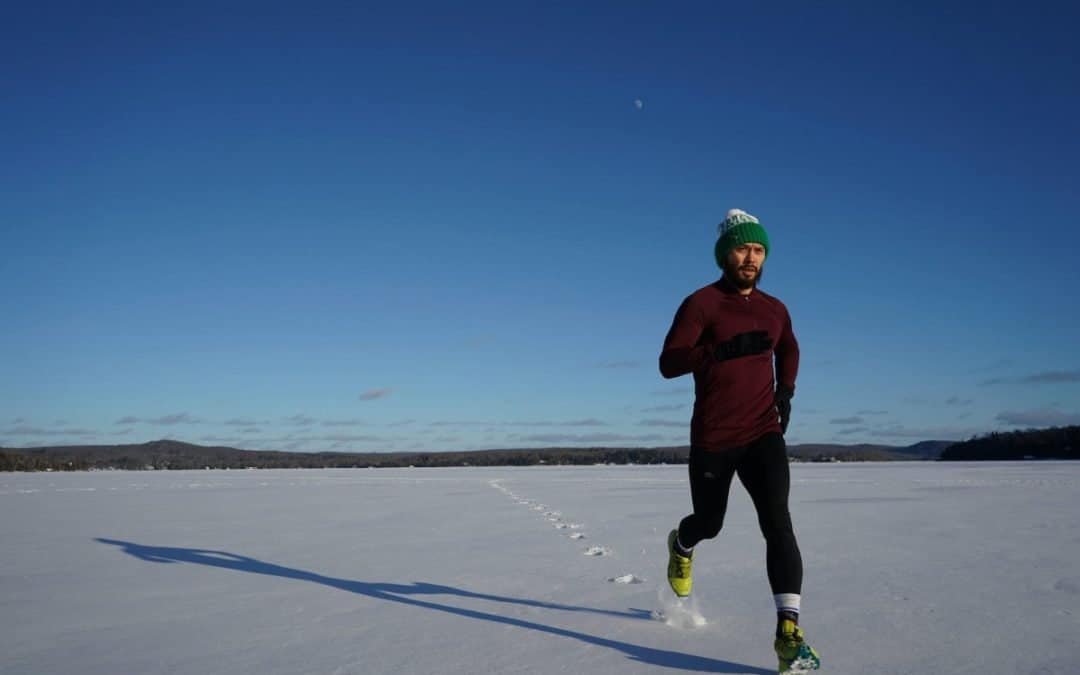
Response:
[722,259,764,290]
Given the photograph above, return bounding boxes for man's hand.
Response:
[714,331,773,362]
[775,385,794,434]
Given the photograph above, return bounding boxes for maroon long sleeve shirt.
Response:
[659,278,799,452]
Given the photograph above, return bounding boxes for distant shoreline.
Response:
[3,427,1076,471]
[0,438,950,471]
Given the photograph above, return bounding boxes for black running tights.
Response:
[676,432,803,595]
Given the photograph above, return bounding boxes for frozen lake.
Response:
[3,462,1078,674]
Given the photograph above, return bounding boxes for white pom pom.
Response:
[719,208,759,235]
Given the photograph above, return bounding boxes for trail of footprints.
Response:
[489,479,644,585]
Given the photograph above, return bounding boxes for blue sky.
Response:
[3,1,1079,453]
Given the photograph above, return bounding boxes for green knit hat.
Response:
[714,208,770,268]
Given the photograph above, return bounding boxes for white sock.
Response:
[774,593,801,616]
[675,534,693,556]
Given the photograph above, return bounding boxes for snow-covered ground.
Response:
[2,462,1078,674]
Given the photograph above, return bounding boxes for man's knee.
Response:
[757,508,794,541]
[683,513,726,542]
[700,514,725,539]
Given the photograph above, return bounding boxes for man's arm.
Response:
[774,308,799,393]
[659,296,711,379]
[773,308,799,434]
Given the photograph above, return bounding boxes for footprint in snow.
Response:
[584,546,612,556]
[608,574,644,584]
[568,532,587,540]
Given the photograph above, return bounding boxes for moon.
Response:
[634,99,644,110]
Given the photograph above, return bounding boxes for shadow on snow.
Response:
[95,538,771,674]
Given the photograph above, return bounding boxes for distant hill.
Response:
[787,440,953,462]
[940,426,1078,461]
[0,438,957,471]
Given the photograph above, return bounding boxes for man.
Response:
[658,209,819,674]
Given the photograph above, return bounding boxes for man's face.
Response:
[722,242,766,289]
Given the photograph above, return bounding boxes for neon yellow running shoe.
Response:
[774,618,820,674]
[666,529,692,597]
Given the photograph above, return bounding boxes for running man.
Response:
[659,208,819,673]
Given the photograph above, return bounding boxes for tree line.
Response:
[0,440,693,472]
[939,426,1078,461]
[4,427,1075,472]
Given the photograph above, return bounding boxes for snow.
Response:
[2,462,1078,674]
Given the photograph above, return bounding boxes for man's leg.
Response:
[666,446,739,597]
[678,446,740,549]
[737,432,819,671]
[736,432,802,603]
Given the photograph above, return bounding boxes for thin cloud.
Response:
[320,434,386,443]
[563,419,607,427]
[995,410,1080,427]
[855,409,889,416]
[945,397,974,406]
[514,432,665,444]
[1,425,100,437]
[642,404,686,413]
[115,416,140,425]
[321,419,366,427]
[505,419,608,427]
[652,387,690,397]
[836,427,870,436]
[222,433,388,447]
[1024,370,1080,383]
[224,418,261,427]
[980,370,1080,386]
[433,419,610,429]
[359,388,393,401]
[283,415,317,427]
[830,417,864,425]
[869,426,982,440]
[639,419,685,428]
[147,413,200,426]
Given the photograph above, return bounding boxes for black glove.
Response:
[775,385,794,434]
[714,330,773,362]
